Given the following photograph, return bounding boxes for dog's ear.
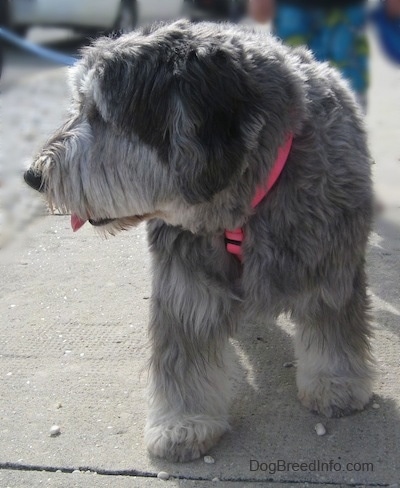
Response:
[89,39,267,204]
[169,48,259,204]
[89,47,175,164]
[93,45,262,204]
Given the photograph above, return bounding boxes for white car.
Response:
[6,0,184,36]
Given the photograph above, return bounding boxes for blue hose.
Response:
[0,27,78,66]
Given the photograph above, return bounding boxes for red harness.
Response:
[224,134,293,261]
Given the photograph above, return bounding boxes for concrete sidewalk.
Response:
[1,36,399,487]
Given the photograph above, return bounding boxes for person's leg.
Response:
[328,5,369,109]
[309,8,332,62]
[274,4,312,48]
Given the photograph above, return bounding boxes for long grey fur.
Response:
[25,20,375,462]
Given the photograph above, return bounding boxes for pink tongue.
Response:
[71,214,87,232]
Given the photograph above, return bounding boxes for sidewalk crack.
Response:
[0,462,393,487]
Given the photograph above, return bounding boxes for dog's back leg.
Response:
[144,220,240,462]
[292,262,374,418]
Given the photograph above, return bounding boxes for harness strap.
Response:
[225,134,293,261]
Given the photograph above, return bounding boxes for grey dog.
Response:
[25,20,375,462]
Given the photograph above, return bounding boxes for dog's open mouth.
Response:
[70,214,121,231]
[88,218,115,227]
[71,213,146,232]
[71,214,110,232]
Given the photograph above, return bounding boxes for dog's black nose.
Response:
[24,169,44,192]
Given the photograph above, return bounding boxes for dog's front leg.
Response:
[144,221,239,462]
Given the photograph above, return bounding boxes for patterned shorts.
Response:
[274,4,369,96]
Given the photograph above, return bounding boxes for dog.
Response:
[24,20,375,462]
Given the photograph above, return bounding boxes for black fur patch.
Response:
[95,27,268,202]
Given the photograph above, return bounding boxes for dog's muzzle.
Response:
[24,170,115,229]
[24,169,45,192]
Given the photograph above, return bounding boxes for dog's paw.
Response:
[298,375,372,418]
[145,415,229,462]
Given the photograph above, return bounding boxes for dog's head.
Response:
[25,21,304,234]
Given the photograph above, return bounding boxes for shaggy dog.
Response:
[24,20,374,462]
